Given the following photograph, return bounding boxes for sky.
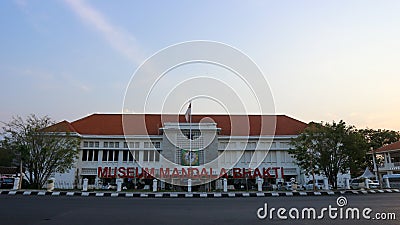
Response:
[1,0,400,131]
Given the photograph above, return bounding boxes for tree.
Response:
[289,121,368,189]
[0,141,16,167]
[358,128,400,184]
[288,122,322,187]
[1,115,80,189]
[358,129,400,150]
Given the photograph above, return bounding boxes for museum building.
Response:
[48,113,310,191]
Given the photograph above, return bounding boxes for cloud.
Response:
[0,65,91,92]
[64,0,145,64]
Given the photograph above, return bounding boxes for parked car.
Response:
[304,179,324,190]
[350,178,379,189]
[262,182,274,191]
[0,177,15,189]
[383,174,400,188]
[283,181,292,191]
[102,183,117,190]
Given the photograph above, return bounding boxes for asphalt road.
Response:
[1,193,399,225]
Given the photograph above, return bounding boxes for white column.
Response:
[345,177,350,190]
[257,178,263,192]
[223,178,227,192]
[116,178,122,192]
[82,178,88,192]
[94,177,100,189]
[12,177,20,190]
[153,179,158,192]
[365,179,370,189]
[188,179,192,192]
[323,177,329,190]
[384,177,391,188]
[372,156,378,181]
[160,180,165,190]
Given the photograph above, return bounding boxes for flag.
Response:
[185,102,191,122]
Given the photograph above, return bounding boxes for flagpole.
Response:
[189,101,192,169]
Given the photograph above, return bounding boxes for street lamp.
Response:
[372,147,383,189]
[307,148,316,191]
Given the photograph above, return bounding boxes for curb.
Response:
[1,189,399,198]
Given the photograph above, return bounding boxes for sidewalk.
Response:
[1,189,399,198]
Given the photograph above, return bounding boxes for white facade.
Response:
[51,114,346,190]
[54,126,303,190]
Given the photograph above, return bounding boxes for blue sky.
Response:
[1,0,400,130]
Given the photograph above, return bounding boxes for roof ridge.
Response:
[375,140,400,152]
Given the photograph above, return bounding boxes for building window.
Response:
[219,142,228,150]
[104,142,120,148]
[280,142,290,149]
[136,150,159,162]
[144,141,161,149]
[270,151,277,163]
[102,150,107,161]
[155,150,160,162]
[122,151,134,162]
[88,149,93,160]
[123,151,127,161]
[246,142,257,150]
[143,150,149,161]
[134,150,139,161]
[82,149,99,161]
[127,142,140,148]
[82,149,87,161]
[149,151,155,161]
[108,150,113,160]
[114,150,119,161]
[152,142,160,148]
[102,150,119,161]
[246,151,253,163]
[181,129,201,140]
[83,141,99,148]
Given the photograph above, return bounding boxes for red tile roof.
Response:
[53,114,307,136]
[44,120,77,133]
[374,141,400,153]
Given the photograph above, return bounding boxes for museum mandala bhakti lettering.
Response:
[47,113,316,191]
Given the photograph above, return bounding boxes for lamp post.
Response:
[307,148,316,191]
[372,147,382,189]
